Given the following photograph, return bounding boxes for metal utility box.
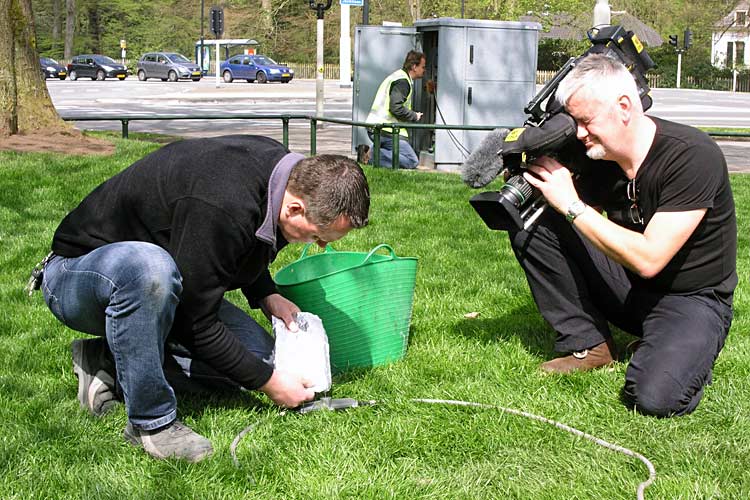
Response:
[352,18,541,171]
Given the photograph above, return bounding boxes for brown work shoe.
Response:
[541,338,617,374]
[356,144,370,164]
[124,420,214,463]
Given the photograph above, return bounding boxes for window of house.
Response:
[737,11,747,26]
[737,41,746,65]
[726,41,746,68]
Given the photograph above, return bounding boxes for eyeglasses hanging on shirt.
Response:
[626,178,644,226]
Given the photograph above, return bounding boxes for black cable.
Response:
[433,98,472,158]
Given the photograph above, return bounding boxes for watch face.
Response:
[566,200,586,222]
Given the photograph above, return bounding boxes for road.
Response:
[46,78,750,170]
[47,78,355,154]
[649,88,750,128]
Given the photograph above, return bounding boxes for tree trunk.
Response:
[0,0,18,134]
[409,0,420,23]
[0,0,69,136]
[87,2,100,54]
[52,0,61,41]
[64,0,74,59]
[260,0,273,43]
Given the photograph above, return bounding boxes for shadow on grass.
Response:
[450,305,555,358]
[176,389,270,419]
[451,305,639,365]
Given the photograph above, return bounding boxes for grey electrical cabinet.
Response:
[352,18,541,171]
[351,25,420,159]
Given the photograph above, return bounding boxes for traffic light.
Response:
[669,34,678,48]
[210,6,224,37]
[684,28,693,49]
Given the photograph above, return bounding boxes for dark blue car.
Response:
[40,57,67,80]
[220,55,294,84]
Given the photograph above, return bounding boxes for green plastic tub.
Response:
[274,244,418,373]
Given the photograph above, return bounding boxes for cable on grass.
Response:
[231,398,656,500]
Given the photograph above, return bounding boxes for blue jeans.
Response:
[368,131,418,169]
[42,241,274,430]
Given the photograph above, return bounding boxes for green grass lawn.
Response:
[1,137,749,499]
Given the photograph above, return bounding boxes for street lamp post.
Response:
[593,0,611,28]
[309,0,333,118]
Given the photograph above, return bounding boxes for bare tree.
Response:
[0,0,68,135]
[409,0,420,22]
[261,0,272,29]
[64,0,74,59]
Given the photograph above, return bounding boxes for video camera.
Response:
[462,25,655,231]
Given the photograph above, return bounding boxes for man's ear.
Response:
[617,94,633,123]
[284,198,306,218]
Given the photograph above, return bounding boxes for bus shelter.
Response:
[194,39,259,74]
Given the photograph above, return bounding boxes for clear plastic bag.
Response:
[272,312,331,393]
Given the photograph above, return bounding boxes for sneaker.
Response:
[541,338,617,374]
[124,420,214,463]
[356,144,370,164]
[71,338,120,416]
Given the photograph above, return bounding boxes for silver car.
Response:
[136,52,202,82]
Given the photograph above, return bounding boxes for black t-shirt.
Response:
[581,118,737,296]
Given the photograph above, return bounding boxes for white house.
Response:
[712,1,750,69]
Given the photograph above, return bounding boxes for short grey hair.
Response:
[555,53,641,110]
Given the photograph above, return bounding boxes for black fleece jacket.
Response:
[52,135,301,390]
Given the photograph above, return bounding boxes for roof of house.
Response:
[715,1,750,28]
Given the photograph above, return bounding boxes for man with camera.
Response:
[360,50,426,169]
[35,135,370,461]
[511,54,736,417]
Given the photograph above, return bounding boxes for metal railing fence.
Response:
[60,113,511,169]
[61,113,750,170]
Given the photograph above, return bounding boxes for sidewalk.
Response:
[714,140,750,173]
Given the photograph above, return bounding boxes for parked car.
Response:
[137,52,202,82]
[220,55,294,84]
[40,57,67,80]
[67,54,127,81]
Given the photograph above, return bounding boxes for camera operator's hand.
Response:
[523,156,580,215]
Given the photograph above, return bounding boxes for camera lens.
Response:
[500,174,534,208]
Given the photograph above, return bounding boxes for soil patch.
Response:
[0,131,115,155]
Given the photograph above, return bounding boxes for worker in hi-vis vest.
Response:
[360,51,426,169]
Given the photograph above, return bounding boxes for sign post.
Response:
[120,39,127,66]
[339,0,363,88]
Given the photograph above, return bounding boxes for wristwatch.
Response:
[565,199,587,223]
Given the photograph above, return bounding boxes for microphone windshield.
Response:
[461,128,510,188]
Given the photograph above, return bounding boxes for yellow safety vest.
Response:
[366,69,412,137]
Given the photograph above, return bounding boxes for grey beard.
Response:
[586,144,607,160]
